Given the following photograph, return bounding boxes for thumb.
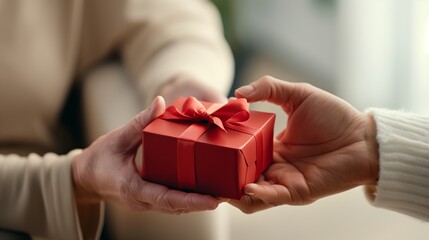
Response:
[115,96,166,152]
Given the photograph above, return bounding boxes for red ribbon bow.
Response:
[161,96,250,131]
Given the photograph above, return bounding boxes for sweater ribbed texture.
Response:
[365,108,429,221]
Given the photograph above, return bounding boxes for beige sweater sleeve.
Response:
[0,150,104,240]
[80,0,234,105]
[365,108,429,221]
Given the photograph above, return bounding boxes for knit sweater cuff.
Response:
[364,108,429,221]
[0,150,104,239]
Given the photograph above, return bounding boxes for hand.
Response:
[71,96,219,214]
[229,76,379,213]
[160,76,227,106]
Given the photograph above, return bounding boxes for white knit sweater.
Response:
[365,108,429,221]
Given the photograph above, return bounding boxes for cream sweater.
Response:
[366,108,429,221]
[0,0,233,239]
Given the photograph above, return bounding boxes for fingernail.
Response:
[235,85,254,96]
[244,191,255,196]
[149,96,164,113]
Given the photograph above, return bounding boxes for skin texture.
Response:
[72,96,220,214]
[229,76,379,213]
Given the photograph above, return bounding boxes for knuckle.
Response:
[259,75,274,84]
[119,176,140,200]
[163,196,176,210]
[295,82,312,91]
[119,180,133,200]
[183,194,194,210]
[155,192,174,211]
[120,179,154,212]
[132,113,145,132]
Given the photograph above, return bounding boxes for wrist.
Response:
[71,151,101,204]
[364,114,380,184]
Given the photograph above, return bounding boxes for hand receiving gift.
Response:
[141,96,275,199]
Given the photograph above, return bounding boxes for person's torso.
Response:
[0,1,83,154]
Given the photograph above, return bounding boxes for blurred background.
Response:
[211,0,429,239]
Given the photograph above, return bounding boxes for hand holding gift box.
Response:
[141,96,275,199]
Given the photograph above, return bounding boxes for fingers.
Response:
[234,76,313,113]
[123,175,219,213]
[243,183,292,207]
[131,95,166,136]
[235,76,292,104]
[144,183,219,212]
[227,177,292,214]
[115,96,166,152]
[227,195,271,214]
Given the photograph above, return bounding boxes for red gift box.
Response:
[141,97,275,199]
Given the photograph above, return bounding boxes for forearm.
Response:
[0,150,103,239]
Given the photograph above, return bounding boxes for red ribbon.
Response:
[160,97,254,191]
[161,96,250,132]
